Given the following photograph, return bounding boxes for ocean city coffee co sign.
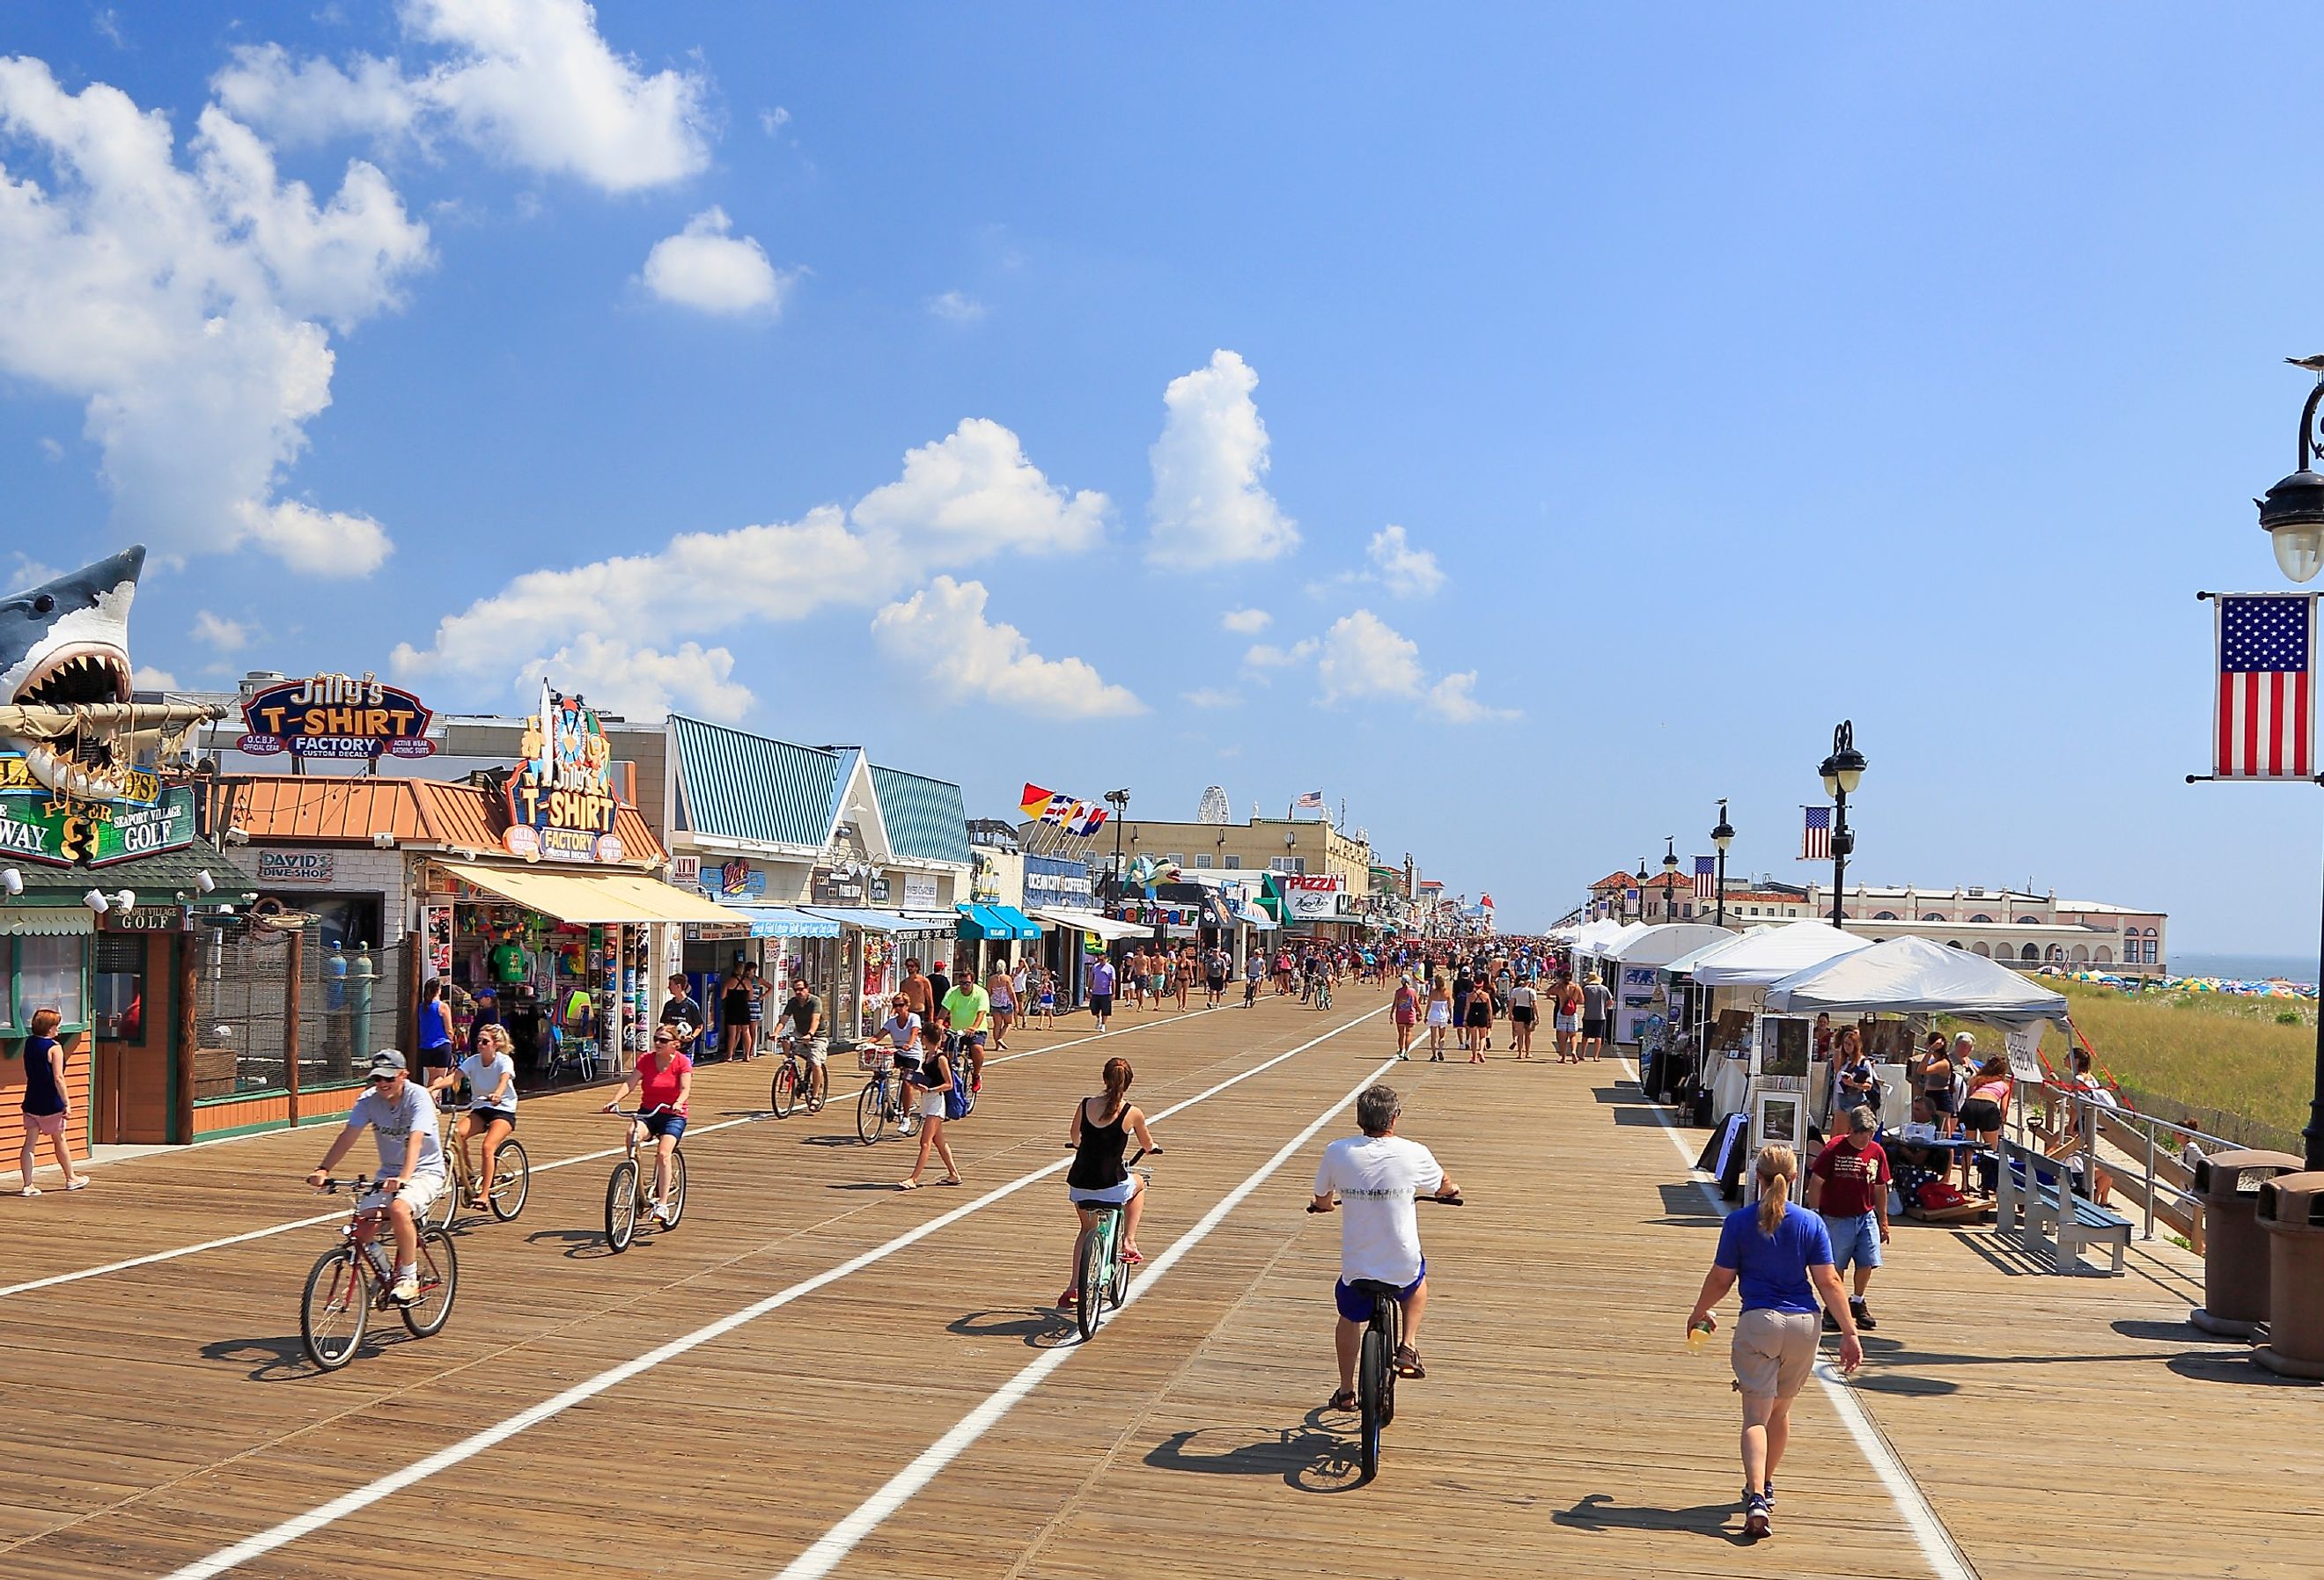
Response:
[501,684,625,863]
[239,672,436,761]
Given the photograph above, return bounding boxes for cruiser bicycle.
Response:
[299,1174,460,1371]
[1071,1148,1154,1342]
[856,1047,922,1144]
[1307,1189,1461,1481]
[426,1108,530,1228]
[604,1106,688,1253]
[769,1033,827,1120]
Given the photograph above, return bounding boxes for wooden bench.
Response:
[1995,1134,2131,1275]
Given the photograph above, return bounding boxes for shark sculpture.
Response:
[0,546,194,799]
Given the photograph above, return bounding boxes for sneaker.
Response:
[1764,1477,1775,1510]
[1743,1493,1772,1540]
[1852,1300,1878,1331]
[64,1177,90,1192]
[391,1273,421,1304]
[657,1203,679,1226]
[1822,1310,1840,1333]
[17,1186,40,1198]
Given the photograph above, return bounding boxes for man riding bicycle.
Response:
[305,1049,446,1304]
[777,978,827,1105]
[1310,1084,1460,1409]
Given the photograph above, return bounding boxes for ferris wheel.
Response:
[1196,785,1231,824]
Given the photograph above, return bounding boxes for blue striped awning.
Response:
[729,906,842,939]
[957,903,1041,941]
[669,716,844,848]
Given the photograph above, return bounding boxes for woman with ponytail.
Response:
[1686,1143,1862,1541]
[1061,1056,1159,1308]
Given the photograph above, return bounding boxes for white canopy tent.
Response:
[1563,918,1625,954]
[1607,922,1735,967]
[1661,926,1770,979]
[1688,922,1871,988]
[1763,936,2068,1029]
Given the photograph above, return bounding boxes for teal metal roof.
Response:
[870,764,971,865]
[669,716,843,849]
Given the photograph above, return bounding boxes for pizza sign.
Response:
[239,672,436,761]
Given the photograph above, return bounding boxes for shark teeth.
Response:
[13,739,128,801]
[16,647,130,709]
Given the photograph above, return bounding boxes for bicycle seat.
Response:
[1348,1279,1404,1299]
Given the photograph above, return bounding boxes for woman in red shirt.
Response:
[605,1025,694,1226]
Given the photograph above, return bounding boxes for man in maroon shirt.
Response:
[1808,1105,1892,1331]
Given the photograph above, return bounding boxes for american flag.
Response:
[1293,789,1324,810]
[1800,805,1831,861]
[2217,593,2318,781]
[1694,855,1716,898]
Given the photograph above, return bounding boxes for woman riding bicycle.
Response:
[879,994,923,1119]
[1061,1056,1158,1309]
[437,1022,519,1208]
[604,1023,693,1225]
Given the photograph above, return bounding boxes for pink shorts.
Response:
[23,1110,67,1137]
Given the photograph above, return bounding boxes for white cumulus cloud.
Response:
[395,420,1108,717]
[131,665,181,690]
[1316,609,1423,704]
[1241,637,1317,671]
[872,577,1143,718]
[850,417,1107,557]
[1220,606,1270,635]
[641,208,785,315]
[192,609,250,651]
[1182,687,1238,709]
[213,0,710,194]
[1427,670,1518,723]
[1146,349,1298,569]
[1364,525,1445,597]
[926,290,986,323]
[525,635,751,723]
[0,58,430,573]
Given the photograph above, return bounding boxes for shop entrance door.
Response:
[92,934,174,1144]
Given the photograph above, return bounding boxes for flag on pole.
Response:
[1066,801,1108,837]
[2215,592,2319,780]
[1020,783,1057,819]
[1479,892,1494,909]
[1293,789,1324,810]
[1693,856,1716,898]
[1800,805,1831,861]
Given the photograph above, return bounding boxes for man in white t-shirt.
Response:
[1310,1084,1461,1409]
[307,1049,447,1303]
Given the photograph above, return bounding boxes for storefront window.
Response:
[13,936,87,1028]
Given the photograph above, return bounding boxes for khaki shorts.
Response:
[1732,1307,1820,1400]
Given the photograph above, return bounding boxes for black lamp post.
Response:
[1661,838,1680,922]
[1818,721,1865,929]
[1710,799,1734,929]
[1634,857,1647,922]
[2254,366,2324,1166]
[1104,788,1129,905]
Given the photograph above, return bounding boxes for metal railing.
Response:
[2022,1082,2238,1246]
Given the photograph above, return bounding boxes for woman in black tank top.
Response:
[1062,1057,1160,1308]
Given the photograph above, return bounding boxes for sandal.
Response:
[938,1175,963,1187]
[897,1179,920,1191]
[1059,1287,1079,1308]
[1394,1344,1425,1378]
[1326,1388,1358,1412]
[1124,1248,1145,1266]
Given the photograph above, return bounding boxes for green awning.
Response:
[956,903,1041,941]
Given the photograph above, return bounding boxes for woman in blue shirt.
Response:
[1685,1144,1863,1541]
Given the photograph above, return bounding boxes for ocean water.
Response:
[2168,952,2317,988]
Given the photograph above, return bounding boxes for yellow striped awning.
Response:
[435,862,737,926]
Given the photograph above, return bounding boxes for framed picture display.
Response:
[1758,1016,1811,1079]
[1752,1088,1807,1165]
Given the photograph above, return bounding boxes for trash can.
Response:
[2253,1171,2324,1380]
[2189,1149,2305,1338]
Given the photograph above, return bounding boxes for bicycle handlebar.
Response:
[606,1104,679,1119]
[1306,1191,1463,1214]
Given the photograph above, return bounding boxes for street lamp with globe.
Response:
[1710,800,1735,929]
[1818,722,1866,929]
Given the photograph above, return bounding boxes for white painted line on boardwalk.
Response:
[0,998,1232,1304]
[1618,1060,1977,1580]
[773,1050,1403,1580]
[155,1005,1389,1580]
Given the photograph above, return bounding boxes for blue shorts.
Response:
[1335,1257,1425,1322]
[1823,1211,1882,1273]
[643,1112,688,1141]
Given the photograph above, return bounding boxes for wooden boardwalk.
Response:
[1,987,2314,1579]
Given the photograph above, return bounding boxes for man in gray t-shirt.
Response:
[306,1050,446,1303]
[1580,975,1613,1062]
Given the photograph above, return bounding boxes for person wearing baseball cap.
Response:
[305,1049,447,1304]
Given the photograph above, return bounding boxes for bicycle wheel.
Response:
[299,1246,367,1371]
[428,1167,460,1231]
[1107,1231,1130,1312]
[770,1061,797,1118]
[605,1158,639,1252]
[488,1138,530,1220]
[401,1227,460,1337]
[857,1078,885,1144]
[659,1149,688,1230]
[1357,1323,1389,1480]
[1075,1226,1108,1343]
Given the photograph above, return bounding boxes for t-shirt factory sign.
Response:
[238,672,437,761]
[0,753,195,865]
[500,683,625,863]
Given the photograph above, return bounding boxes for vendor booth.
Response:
[1687,922,1875,1132]
[1605,923,1732,1049]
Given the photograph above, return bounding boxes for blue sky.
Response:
[2,4,2319,948]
